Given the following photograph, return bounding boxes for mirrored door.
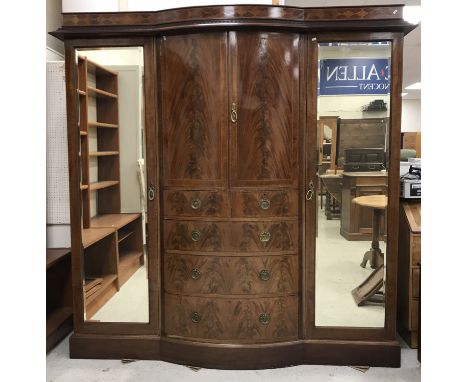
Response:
[75,46,149,323]
[315,41,391,328]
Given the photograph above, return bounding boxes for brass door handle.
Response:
[306,181,315,201]
[258,197,271,210]
[148,183,155,201]
[231,102,238,123]
[190,198,201,210]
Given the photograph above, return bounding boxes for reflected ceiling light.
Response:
[405,82,421,90]
[402,93,408,97]
[403,6,421,24]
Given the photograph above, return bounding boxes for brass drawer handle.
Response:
[258,269,270,281]
[190,198,201,210]
[258,197,271,210]
[191,268,201,280]
[259,312,271,325]
[259,231,271,243]
[191,230,201,242]
[191,311,201,323]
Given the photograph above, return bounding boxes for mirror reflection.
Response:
[76,47,148,323]
[315,42,391,327]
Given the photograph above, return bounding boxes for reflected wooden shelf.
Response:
[89,180,119,191]
[87,86,118,99]
[85,274,118,305]
[91,213,140,230]
[88,121,118,129]
[118,230,134,243]
[89,151,119,157]
[77,89,86,96]
[85,59,118,76]
[82,227,115,248]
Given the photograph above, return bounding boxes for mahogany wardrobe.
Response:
[52,4,417,368]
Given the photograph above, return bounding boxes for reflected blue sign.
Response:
[319,58,390,95]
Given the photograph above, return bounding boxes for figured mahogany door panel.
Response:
[231,190,298,218]
[164,293,298,342]
[164,253,298,295]
[163,190,229,218]
[160,33,228,188]
[230,31,300,187]
[164,220,229,252]
[231,221,298,253]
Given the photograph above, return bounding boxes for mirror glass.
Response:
[315,41,391,327]
[76,47,149,323]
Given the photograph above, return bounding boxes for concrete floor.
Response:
[46,335,420,382]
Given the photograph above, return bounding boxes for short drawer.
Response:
[164,294,298,341]
[411,234,421,266]
[164,220,297,253]
[412,267,420,298]
[164,253,298,295]
[232,221,298,253]
[231,190,298,218]
[164,220,229,252]
[164,190,228,217]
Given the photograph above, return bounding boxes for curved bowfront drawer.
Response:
[231,190,298,217]
[164,220,297,252]
[232,221,297,252]
[164,294,298,342]
[164,190,229,217]
[164,253,298,295]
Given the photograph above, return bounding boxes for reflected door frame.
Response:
[318,116,338,170]
[305,32,404,342]
[64,37,160,336]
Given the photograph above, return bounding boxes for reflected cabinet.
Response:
[53,4,416,368]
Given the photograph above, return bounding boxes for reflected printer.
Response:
[400,158,421,198]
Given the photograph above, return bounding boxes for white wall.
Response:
[47,0,64,59]
[401,98,421,132]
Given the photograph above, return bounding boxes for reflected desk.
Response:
[340,171,387,241]
[352,195,388,269]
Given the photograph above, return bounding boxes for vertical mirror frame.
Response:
[64,37,159,335]
[305,32,404,341]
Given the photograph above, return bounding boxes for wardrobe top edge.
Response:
[52,4,418,40]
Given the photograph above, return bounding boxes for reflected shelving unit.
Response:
[76,56,144,319]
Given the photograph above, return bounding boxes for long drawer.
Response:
[164,220,298,253]
[231,190,298,218]
[164,190,229,218]
[164,294,298,341]
[164,253,298,295]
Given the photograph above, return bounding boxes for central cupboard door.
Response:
[160,31,301,342]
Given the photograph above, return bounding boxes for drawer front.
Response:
[232,221,298,252]
[164,253,298,295]
[165,220,297,253]
[412,267,420,298]
[231,190,298,218]
[164,294,298,341]
[164,190,229,218]
[411,235,421,266]
[165,221,229,252]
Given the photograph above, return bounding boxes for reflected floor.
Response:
[91,265,149,323]
[315,196,385,327]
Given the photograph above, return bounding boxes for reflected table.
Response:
[352,195,388,269]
